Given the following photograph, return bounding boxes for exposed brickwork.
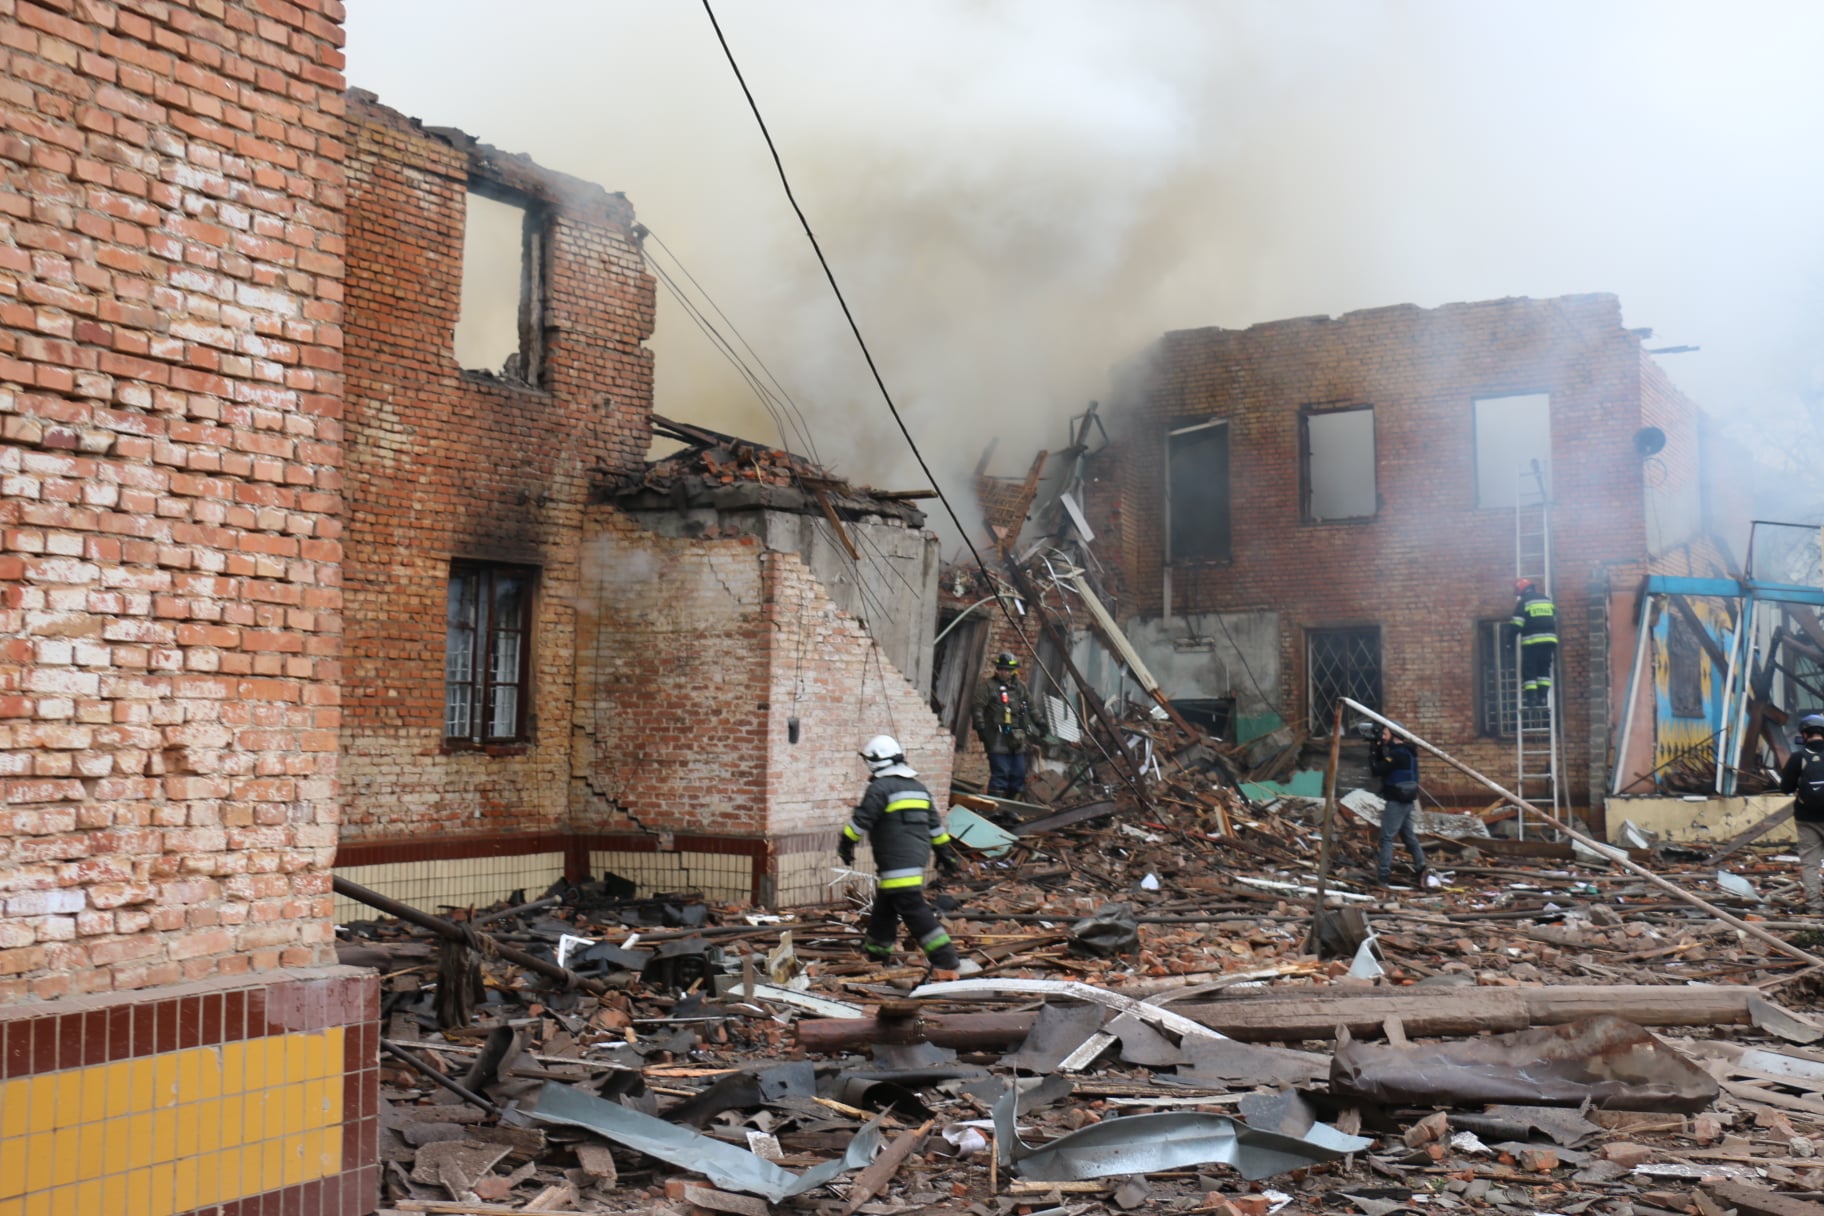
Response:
[0,0,347,1001]
[336,93,655,841]
[1104,295,1693,807]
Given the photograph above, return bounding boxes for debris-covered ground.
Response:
[339,769,1824,1216]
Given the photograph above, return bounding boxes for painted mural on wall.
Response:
[1651,599,1733,781]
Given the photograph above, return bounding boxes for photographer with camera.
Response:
[1367,723,1428,888]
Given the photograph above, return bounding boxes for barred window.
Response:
[446,562,534,745]
[1477,620,1551,736]
[1308,625,1381,734]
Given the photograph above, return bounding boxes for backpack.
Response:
[1797,749,1824,818]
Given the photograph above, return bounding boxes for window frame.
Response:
[1165,417,1232,564]
[1471,391,1552,510]
[1299,403,1378,524]
[454,183,548,388]
[445,561,537,749]
[1307,624,1383,735]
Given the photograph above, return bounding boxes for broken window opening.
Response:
[454,188,545,385]
[446,561,535,745]
[1308,625,1381,734]
[1477,619,1550,737]
[1472,392,1551,509]
[1166,419,1231,563]
[1301,405,1377,522]
[1667,611,1705,719]
[931,611,990,751]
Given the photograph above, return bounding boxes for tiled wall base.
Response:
[0,967,379,1216]
[332,854,567,924]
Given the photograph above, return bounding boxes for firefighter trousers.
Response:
[864,884,959,969]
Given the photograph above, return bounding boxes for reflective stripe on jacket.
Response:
[1511,589,1558,646]
[843,774,951,878]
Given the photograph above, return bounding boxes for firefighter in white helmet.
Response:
[837,734,962,977]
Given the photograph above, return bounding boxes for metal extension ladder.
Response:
[1514,460,1565,837]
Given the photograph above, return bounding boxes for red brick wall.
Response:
[337,94,655,842]
[574,518,951,840]
[1109,295,1674,804]
[0,0,347,1001]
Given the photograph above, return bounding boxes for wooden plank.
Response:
[842,1119,934,1215]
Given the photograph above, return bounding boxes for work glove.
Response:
[933,843,961,876]
[837,836,856,867]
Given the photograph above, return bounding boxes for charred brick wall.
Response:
[0,0,347,1000]
[1110,295,1678,805]
[337,94,655,841]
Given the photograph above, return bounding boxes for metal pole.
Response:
[333,875,608,996]
[1338,697,1824,969]
[1715,602,1750,795]
[1611,591,1656,796]
[1307,701,1345,954]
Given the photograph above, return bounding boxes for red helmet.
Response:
[1514,577,1534,594]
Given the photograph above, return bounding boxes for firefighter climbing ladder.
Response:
[1514,460,1565,837]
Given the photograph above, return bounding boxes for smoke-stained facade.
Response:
[1097,294,1754,821]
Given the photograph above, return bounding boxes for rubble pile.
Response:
[341,790,1824,1216]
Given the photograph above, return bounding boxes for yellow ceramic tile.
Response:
[78,1067,108,1127]
[150,1108,177,1165]
[195,1096,221,1156]
[173,1101,198,1160]
[240,1144,264,1197]
[151,1055,178,1109]
[123,1113,154,1171]
[291,1035,316,1085]
[269,1036,292,1090]
[219,1041,244,1097]
[0,1137,25,1199]
[120,1165,149,1216]
[196,1048,221,1101]
[71,1179,103,1216]
[21,1190,54,1216]
[51,1071,82,1130]
[174,1051,199,1106]
[103,1061,130,1121]
[242,1039,267,1094]
[325,1026,345,1078]
[260,1139,283,1195]
[240,1093,264,1144]
[0,1197,22,1216]
[20,1131,52,1194]
[99,1175,126,1216]
[170,1157,196,1215]
[194,1153,220,1210]
[0,1079,27,1139]
[24,1075,57,1132]
[282,1084,307,1137]
[75,1123,104,1177]
[215,1096,243,1150]
[280,1134,307,1187]
[216,1144,240,1203]
[323,1075,344,1125]
[126,1059,154,1115]
[49,1127,81,1187]
[144,1163,173,1216]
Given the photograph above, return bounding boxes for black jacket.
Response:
[1780,740,1824,821]
[841,774,953,879]
[1370,738,1420,803]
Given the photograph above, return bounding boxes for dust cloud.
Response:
[346,1,1824,535]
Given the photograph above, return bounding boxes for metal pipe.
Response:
[382,1038,507,1118]
[934,596,1001,646]
[333,875,608,995]
[1339,697,1824,970]
[1715,601,1750,795]
[1611,592,1658,796]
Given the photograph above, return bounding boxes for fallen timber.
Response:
[796,984,1803,1052]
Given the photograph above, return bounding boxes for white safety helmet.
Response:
[860,734,916,779]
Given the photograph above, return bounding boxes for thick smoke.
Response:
[348,1,1824,530]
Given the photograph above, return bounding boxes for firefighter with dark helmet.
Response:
[1508,577,1558,708]
[972,650,1040,799]
[838,734,963,978]
[1779,713,1824,911]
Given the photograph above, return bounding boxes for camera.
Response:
[1351,720,1381,742]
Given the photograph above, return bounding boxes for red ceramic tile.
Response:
[107,1005,133,1063]
[246,987,269,1037]
[57,1012,85,1072]
[224,990,246,1045]
[201,993,224,1049]
[32,1017,59,1075]
[81,1010,108,1068]
[154,998,178,1054]
[132,1003,155,1058]
[3,1019,29,1079]
[177,996,201,1051]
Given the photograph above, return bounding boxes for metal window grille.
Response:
[1477,621,1550,736]
[445,562,534,744]
[1308,626,1381,733]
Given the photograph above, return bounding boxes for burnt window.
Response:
[446,562,534,745]
[1301,405,1376,522]
[455,188,545,385]
[1477,620,1551,736]
[1473,393,1551,508]
[1167,419,1231,562]
[1667,611,1704,718]
[1308,625,1381,734]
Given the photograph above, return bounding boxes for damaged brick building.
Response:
[0,3,948,1213]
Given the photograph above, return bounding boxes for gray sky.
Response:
[346,1,1824,504]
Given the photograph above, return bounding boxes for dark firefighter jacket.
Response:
[1780,739,1824,821]
[1510,587,1558,646]
[973,675,1037,755]
[842,774,952,889]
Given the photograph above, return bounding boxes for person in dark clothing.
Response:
[838,734,963,976]
[1369,725,1427,886]
[1509,578,1559,708]
[973,651,1040,799]
[1778,713,1824,910]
